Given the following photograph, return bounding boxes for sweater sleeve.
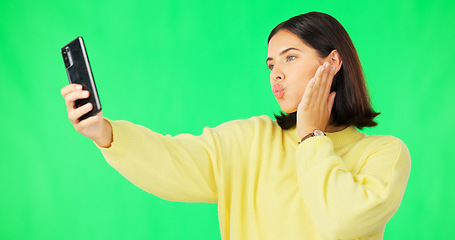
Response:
[296,135,411,239]
[96,119,221,203]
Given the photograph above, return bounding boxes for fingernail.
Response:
[82,91,89,96]
[76,85,82,90]
[318,66,324,72]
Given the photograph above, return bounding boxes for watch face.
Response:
[314,130,325,136]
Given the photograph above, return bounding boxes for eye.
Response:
[286,56,296,62]
[268,64,274,70]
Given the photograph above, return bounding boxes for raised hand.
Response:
[297,62,337,139]
[61,84,112,148]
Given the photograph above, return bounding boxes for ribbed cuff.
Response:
[93,118,130,167]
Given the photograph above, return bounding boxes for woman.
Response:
[61,12,410,240]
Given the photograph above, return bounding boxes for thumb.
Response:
[327,92,336,114]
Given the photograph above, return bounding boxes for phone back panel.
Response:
[61,37,101,120]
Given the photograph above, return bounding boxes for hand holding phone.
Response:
[60,84,111,146]
[60,37,112,147]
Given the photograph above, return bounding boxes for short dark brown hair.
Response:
[269,12,380,129]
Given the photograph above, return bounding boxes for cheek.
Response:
[288,68,317,98]
[293,61,316,77]
[292,82,308,102]
[294,65,319,87]
[290,72,311,92]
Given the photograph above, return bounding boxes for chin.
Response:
[280,106,297,114]
[277,99,298,113]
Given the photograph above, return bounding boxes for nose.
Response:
[270,66,284,82]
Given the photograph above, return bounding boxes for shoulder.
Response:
[362,133,407,150]
[359,133,411,163]
[212,115,277,132]
[205,115,281,142]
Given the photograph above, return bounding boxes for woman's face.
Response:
[267,30,325,113]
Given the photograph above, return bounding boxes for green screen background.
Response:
[1,0,454,239]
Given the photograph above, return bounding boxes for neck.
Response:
[325,125,349,133]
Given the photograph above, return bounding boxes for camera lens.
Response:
[63,48,73,68]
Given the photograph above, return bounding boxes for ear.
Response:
[327,50,342,73]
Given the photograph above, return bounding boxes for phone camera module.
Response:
[63,47,73,68]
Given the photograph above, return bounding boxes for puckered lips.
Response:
[272,84,285,98]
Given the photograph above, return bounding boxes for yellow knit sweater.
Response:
[97,115,411,240]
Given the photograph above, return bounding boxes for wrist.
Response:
[298,129,326,144]
[93,118,113,148]
[299,126,324,139]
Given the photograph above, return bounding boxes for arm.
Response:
[294,59,410,238]
[61,84,219,202]
[296,136,411,239]
[97,119,220,202]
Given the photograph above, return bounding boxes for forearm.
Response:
[96,119,219,202]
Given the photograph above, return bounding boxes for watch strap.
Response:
[298,130,326,144]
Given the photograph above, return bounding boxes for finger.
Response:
[322,62,334,93]
[325,64,337,94]
[77,112,101,131]
[61,84,82,98]
[64,90,90,111]
[327,91,337,115]
[315,63,330,106]
[313,65,324,89]
[320,62,330,87]
[301,77,316,108]
[68,102,93,124]
[310,65,324,103]
[320,62,337,103]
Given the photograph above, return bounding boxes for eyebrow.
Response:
[266,47,302,62]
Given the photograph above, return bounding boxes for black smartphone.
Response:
[61,36,102,121]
